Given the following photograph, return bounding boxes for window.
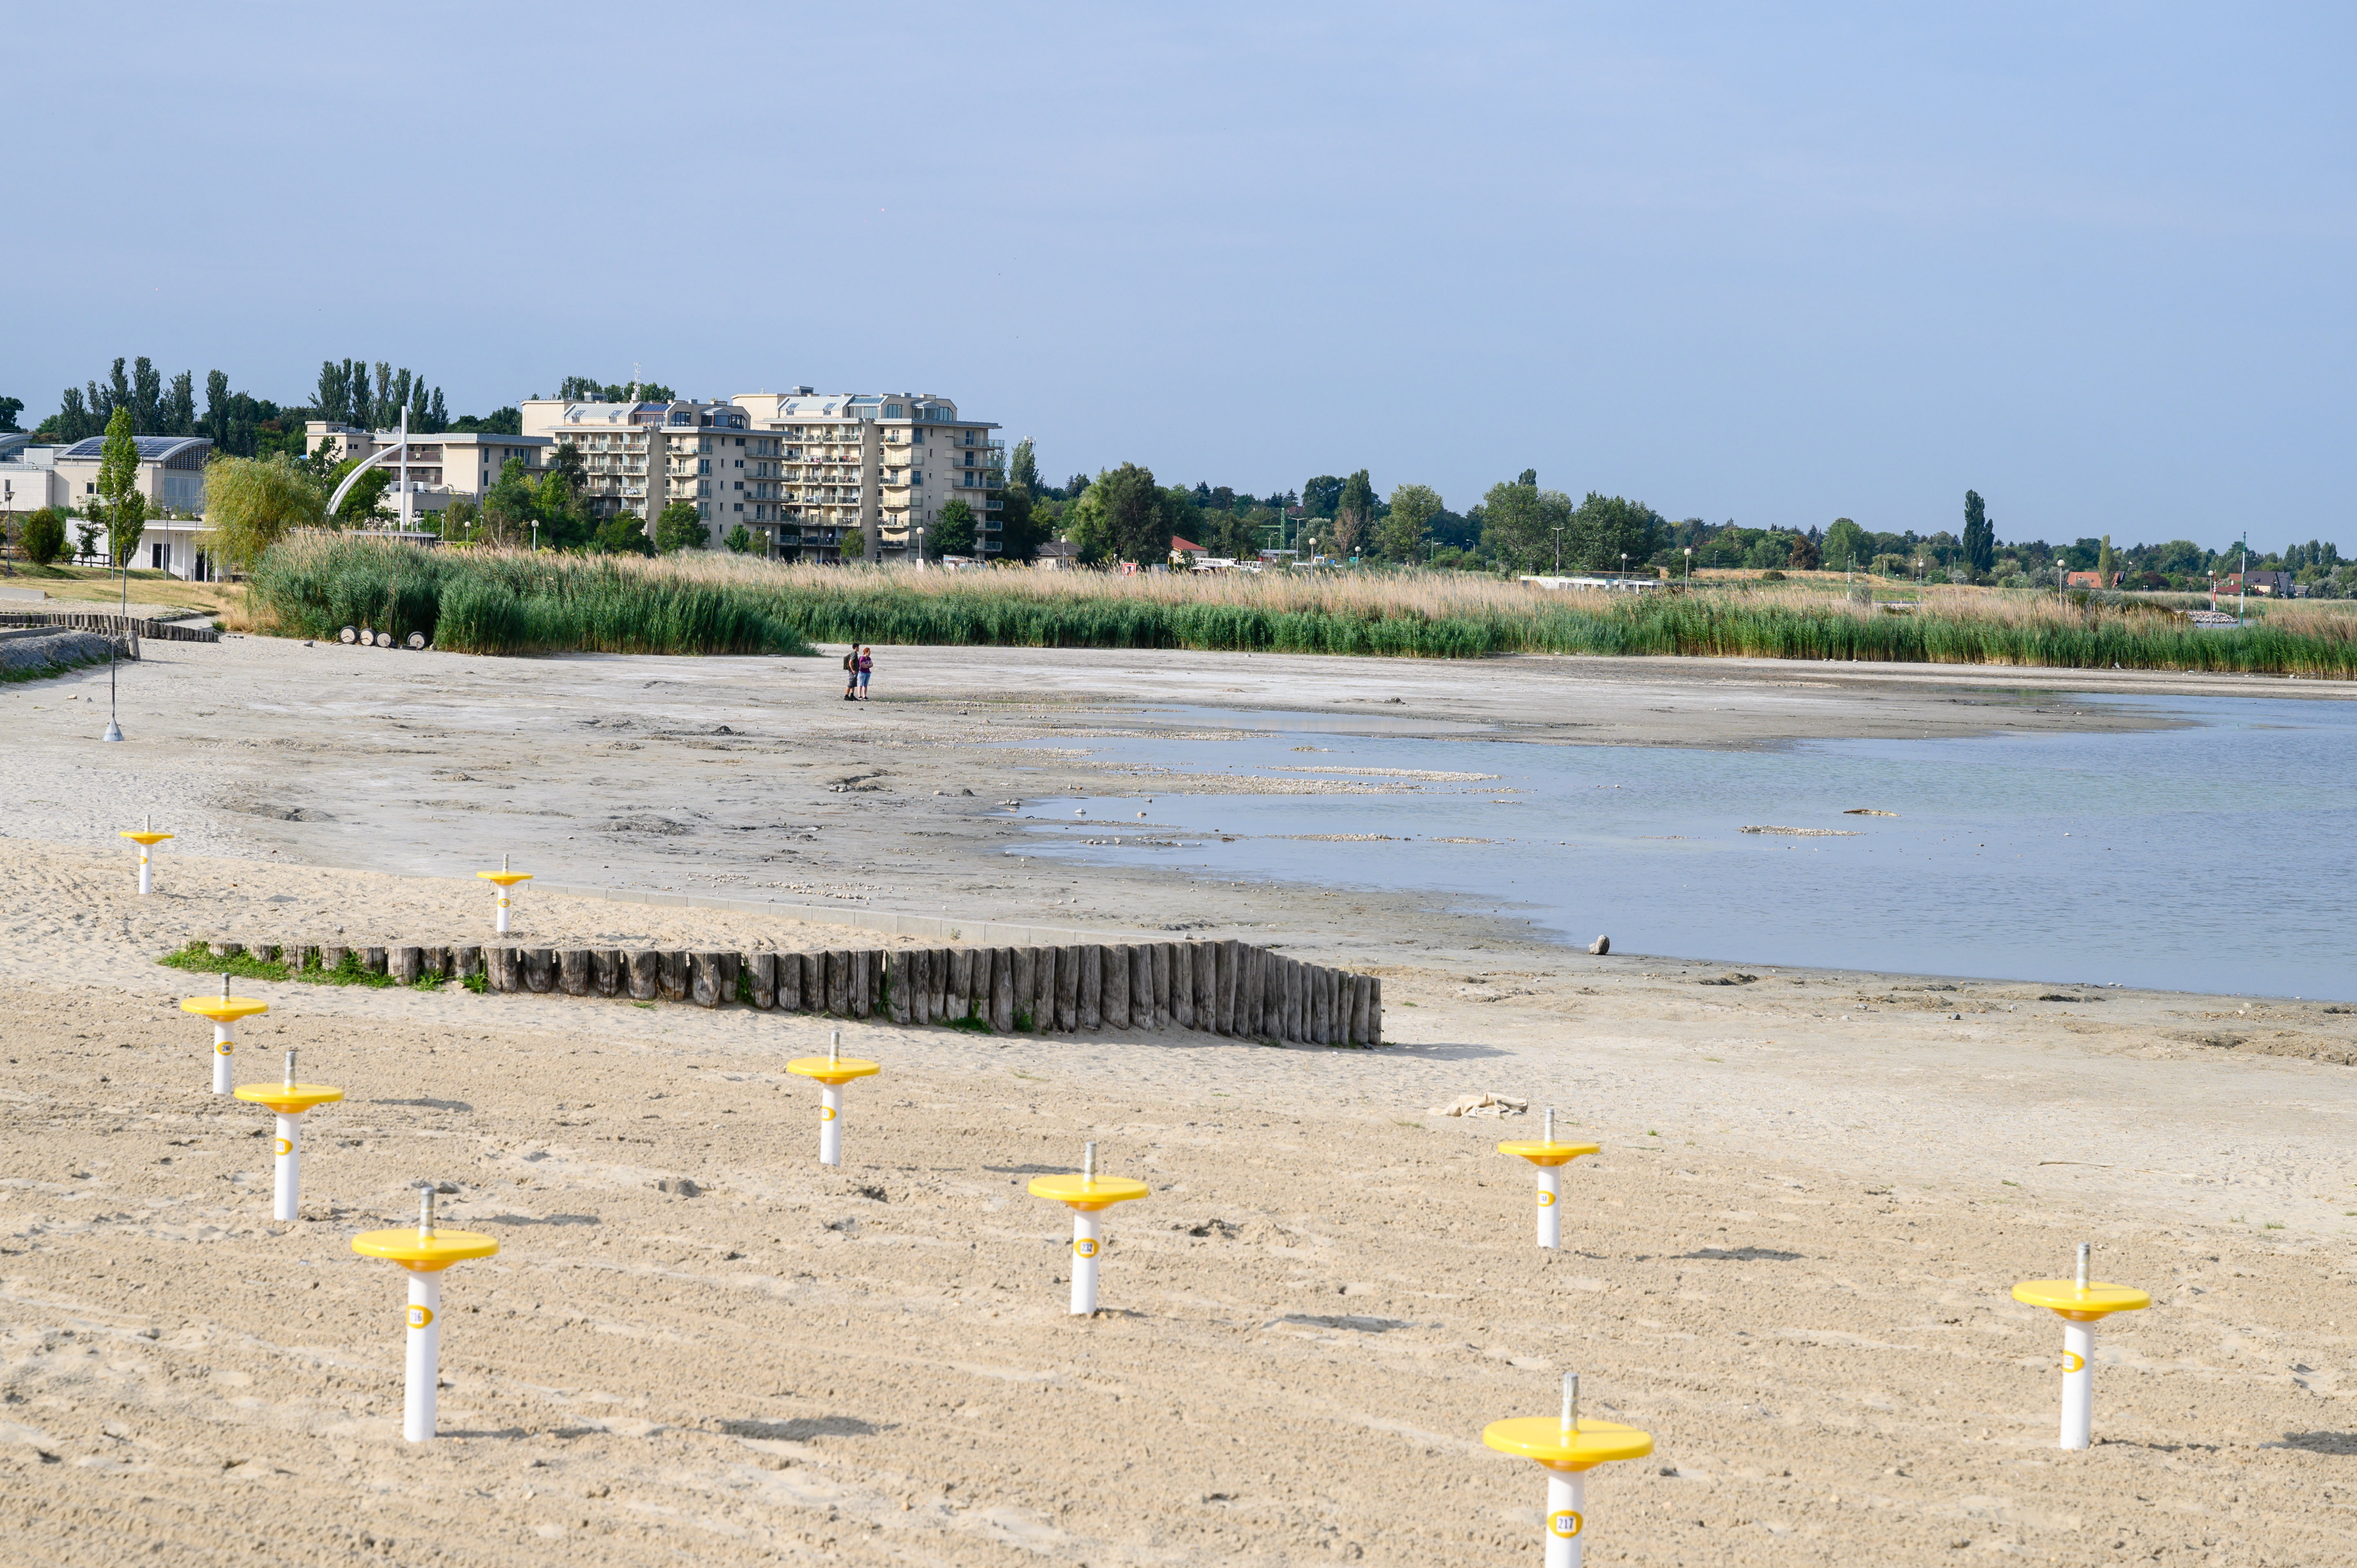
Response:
[697,459,711,475]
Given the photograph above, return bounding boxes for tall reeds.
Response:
[241,535,2357,675]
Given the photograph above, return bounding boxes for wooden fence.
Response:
[209,938,1382,1046]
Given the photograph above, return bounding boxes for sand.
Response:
[4,635,2356,1566]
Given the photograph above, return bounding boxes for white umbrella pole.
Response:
[1545,1469,1587,1568]
[820,1083,843,1166]
[405,1271,442,1442]
[1071,1211,1101,1315]
[138,844,153,895]
[212,1019,235,1094]
[2060,1320,2094,1449]
[1536,1165,1561,1249]
[274,1114,300,1222]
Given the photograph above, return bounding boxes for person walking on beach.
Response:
[857,645,874,700]
[841,647,858,701]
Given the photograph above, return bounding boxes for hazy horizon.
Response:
[9,4,2352,555]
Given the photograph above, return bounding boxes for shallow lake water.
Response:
[1012,696,2357,1000]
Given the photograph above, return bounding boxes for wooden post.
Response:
[1149,943,1172,1029]
[1367,975,1382,1044]
[1350,974,1372,1043]
[820,950,844,1015]
[927,947,948,1019]
[1123,944,1147,1029]
[908,948,931,1024]
[454,945,481,982]
[1233,945,1255,1036]
[654,950,683,1002]
[1213,941,1235,1035]
[1313,966,1331,1044]
[1171,943,1193,1031]
[389,946,420,985]
[884,950,908,1023]
[525,948,555,994]
[1103,945,1129,1030]
[364,946,389,976]
[625,949,658,1001]
[591,949,619,997]
[1065,948,1089,1033]
[552,948,584,996]
[687,952,719,1008]
[750,952,777,1009]
[1011,946,1035,1031]
[947,949,972,1020]
[776,952,803,1011]
[992,948,1016,1033]
[1285,957,1304,1041]
[850,950,873,1018]
[1029,946,1053,1032]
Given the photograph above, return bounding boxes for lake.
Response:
[1012,695,2357,1000]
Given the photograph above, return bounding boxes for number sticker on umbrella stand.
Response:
[351,1182,499,1443]
[1483,1373,1653,1568]
[233,1051,342,1221]
[1028,1141,1149,1316]
[1497,1108,1600,1249]
[786,1029,881,1167]
[2013,1242,2150,1450]
[182,973,268,1095]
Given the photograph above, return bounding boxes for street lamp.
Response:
[1552,526,1563,574]
[1684,546,1691,584]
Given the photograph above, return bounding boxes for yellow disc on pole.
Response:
[476,871,532,887]
[2011,1279,2150,1320]
[352,1229,501,1272]
[1483,1417,1654,1471]
[787,1057,881,1086]
[1028,1173,1150,1211]
[1497,1140,1601,1168]
[234,1083,345,1114]
[182,997,270,1024]
[119,831,173,846]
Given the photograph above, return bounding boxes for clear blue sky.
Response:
[11,4,2353,549]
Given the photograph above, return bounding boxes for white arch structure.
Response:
[326,407,419,532]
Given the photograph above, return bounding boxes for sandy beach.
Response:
[4,636,2355,1566]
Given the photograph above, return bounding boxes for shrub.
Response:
[19,507,65,566]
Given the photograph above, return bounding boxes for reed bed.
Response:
[239,535,2357,674]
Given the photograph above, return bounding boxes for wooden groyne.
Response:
[204,938,1382,1046]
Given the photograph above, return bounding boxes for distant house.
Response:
[2237,570,2296,596]
[1169,536,1207,566]
[1032,539,1081,571]
[2062,571,2121,589]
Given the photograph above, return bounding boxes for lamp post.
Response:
[1553,526,1563,573]
[1683,546,1691,584]
[103,495,129,742]
[2239,533,2249,625]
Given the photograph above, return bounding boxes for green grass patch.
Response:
[943,1013,994,1034]
[157,939,422,990]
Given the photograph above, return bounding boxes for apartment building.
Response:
[304,422,551,513]
[734,389,1001,560]
[518,398,782,548]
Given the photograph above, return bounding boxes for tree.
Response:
[163,371,195,436]
[2096,533,2116,583]
[653,501,706,553]
[75,516,105,562]
[1961,490,1995,579]
[557,375,675,403]
[201,454,326,570]
[1822,517,1867,574]
[838,526,865,559]
[932,498,978,557]
[481,459,540,545]
[533,471,589,548]
[1300,474,1344,519]
[724,524,756,554]
[1378,483,1442,563]
[18,507,65,566]
[0,396,21,433]
[1008,438,1039,493]
[1566,493,1663,573]
[1479,476,1574,572]
[1331,469,1376,557]
[995,484,1044,561]
[1084,463,1168,562]
[94,406,146,564]
[1788,532,1822,571]
[593,512,653,555]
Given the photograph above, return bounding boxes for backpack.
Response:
[842,652,855,672]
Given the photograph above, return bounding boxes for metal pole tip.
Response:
[1561,1371,1579,1433]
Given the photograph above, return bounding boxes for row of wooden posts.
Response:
[209,938,1383,1046]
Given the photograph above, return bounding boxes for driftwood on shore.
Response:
[206,937,1381,1046]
